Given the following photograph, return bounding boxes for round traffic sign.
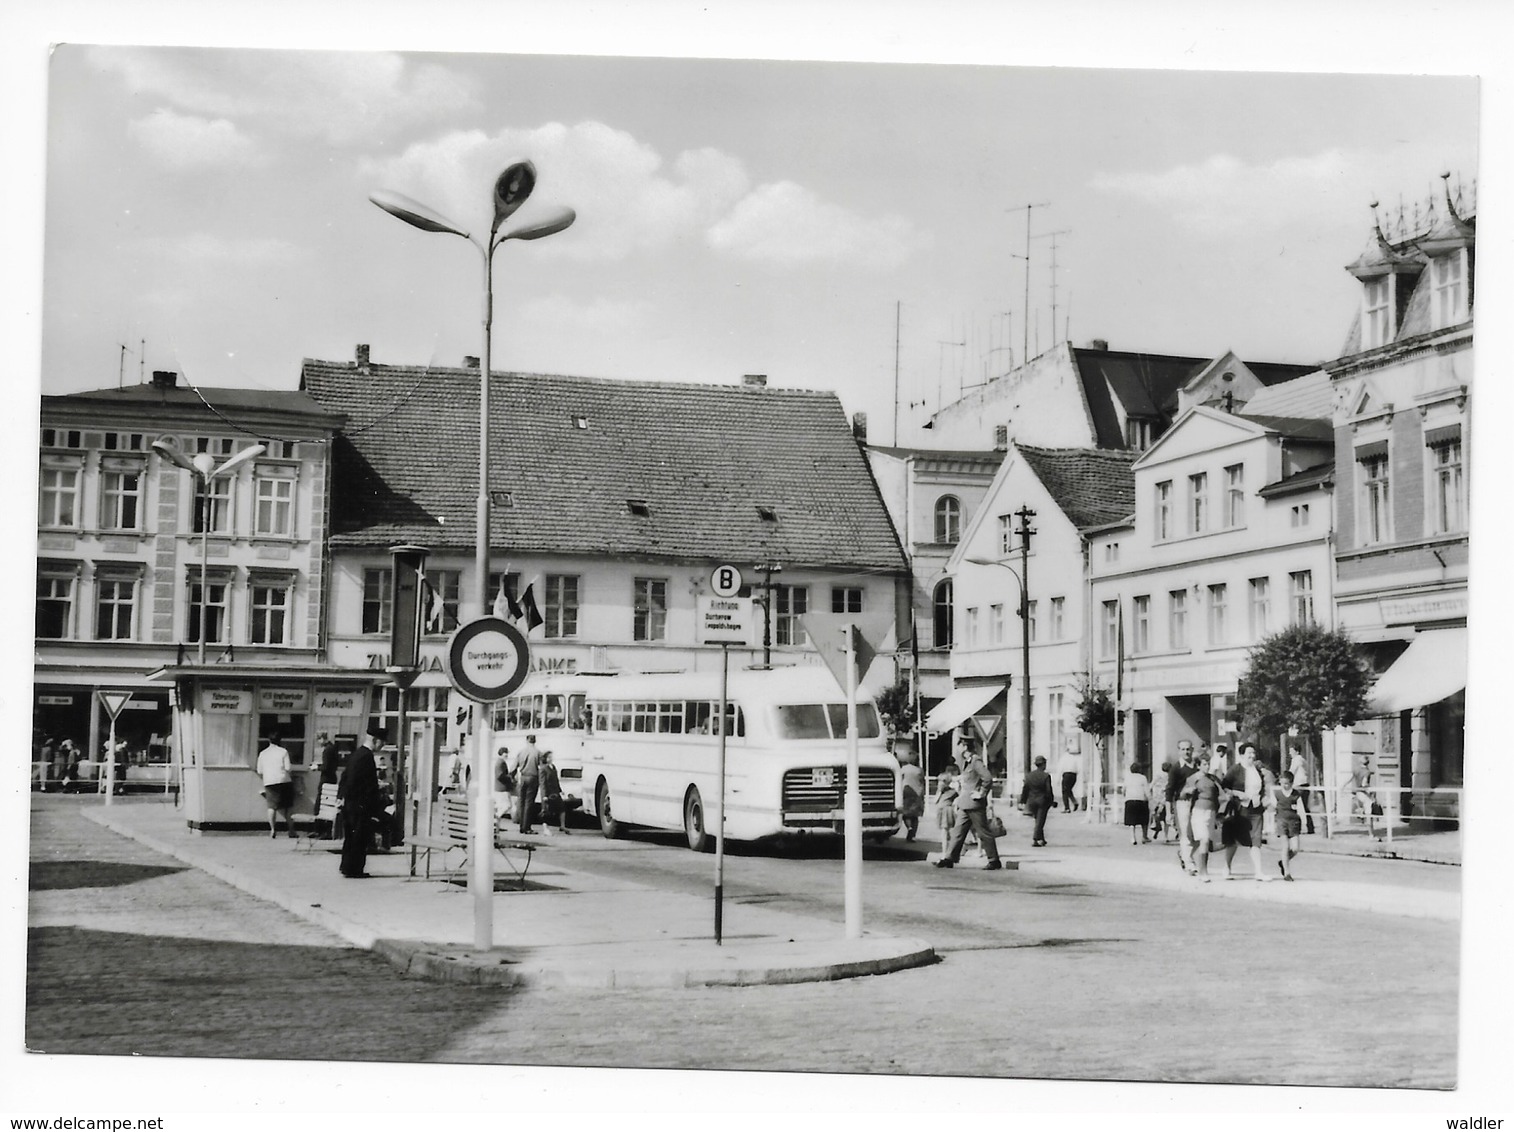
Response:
[445,617,531,703]
[711,564,744,598]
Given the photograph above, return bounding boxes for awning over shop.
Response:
[1367,628,1467,714]
[925,684,1005,733]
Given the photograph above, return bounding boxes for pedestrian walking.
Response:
[513,734,543,834]
[1273,771,1306,880]
[539,750,568,835]
[1019,754,1056,847]
[256,732,296,839]
[1123,762,1151,844]
[935,760,960,856]
[337,742,380,878]
[1220,744,1268,880]
[1150,762,1170,840]
[1168,740,1197,867]
[1055,744,1079,812]
[899,757,926,841]
[1184,755,1223,881]
[1287,743,1316,835]
[933,747,1002,869]
[493,745,515,825]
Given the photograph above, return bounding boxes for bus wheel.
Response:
[683,787,712,853]
[597,779,622,839]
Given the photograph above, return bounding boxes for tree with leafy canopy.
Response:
[1075,676,1117,744]
[873,677,918,759]
[1235,623,1371,741]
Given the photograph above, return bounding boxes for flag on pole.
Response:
[521,583,545,631]
[421,572,444,633]
[492,577,509,619]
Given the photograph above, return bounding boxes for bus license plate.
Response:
[811,767,835,788]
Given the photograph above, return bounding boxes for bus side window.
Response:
[568,694,586,730]
[545,694,565,728]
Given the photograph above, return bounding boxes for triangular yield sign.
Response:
[972,713,1000,743]
[97,690,132,722]
[799,612,894,689]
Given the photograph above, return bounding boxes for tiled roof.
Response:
[1016,445,1137,532]
[1257,462,1334,499]
[1236,414,1334,443]
[301,358,907,571]
[1069,347,1314,449]
[1241,370,1332,419]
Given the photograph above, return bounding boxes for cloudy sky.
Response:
[34,39,1479,447]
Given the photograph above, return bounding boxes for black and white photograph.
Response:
[6,0,1508,1123]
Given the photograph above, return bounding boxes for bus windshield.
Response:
[774,703,882,740]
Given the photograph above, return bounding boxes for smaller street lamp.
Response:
[153,439,266,664]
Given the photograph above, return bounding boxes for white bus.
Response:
[579,666,902,850]
[489,671,617,806]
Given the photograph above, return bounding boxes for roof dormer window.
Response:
[1432,251,1467,329]
[1364,276,1393,349]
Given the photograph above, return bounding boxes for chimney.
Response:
[355,344,371,370]
[463,355,480,370]
[742,373,767,388]
[1088,338,1109,352]
[852,412,868,442]
[150,370,178,389]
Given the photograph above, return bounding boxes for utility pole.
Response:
[1015,505,1037,779]
[756,562,783,666]
[1006,202,1050,366]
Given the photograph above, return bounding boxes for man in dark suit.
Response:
[337,742,380,878]
[1019,754,1057,847]
[932,745,1003,870]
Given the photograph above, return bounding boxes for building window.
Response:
[254,474,295,537]
[1155,480,1173,540]
[1207,583,1228,646]
[250,582,291,645]
[1048,690,1066,756]
[831,585,863,614]
[38,467,79,528]
[187,578,230,645]
[362,568,392,635]
[98,469,143,531]
[1101,600,1119,659]
[932,579,953,649]
[1104,542,1120,564]
[1189,472,1208,535]
[1132,595,1150,653]
[424,569,461,634]
[1224,464,1245,528]
[1429,438,1464,534]
[965,606,980,649]
[634,577,668,641]
[934,496,961,544]
[989,603,1005,645]
[1168,590,1188,650]
[998,514,1014,556]
[1248,577,1270,640]
[1125,418,1154,450]
[37,571,75,639]
[1025,599,1038,643]
[1049,596,1065,640]
[1289,571,1314,625]
[771,584,809,647]
[1364,276,1392,348]
[95,576,137,640]
[1290,503,1310,528]
[192,477,234,535]
[1433,252,1466,328]
[1359,451,1391,545]
[545,574,580,639]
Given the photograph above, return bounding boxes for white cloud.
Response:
[707,180,930,268]
[517,294,653,337]
[88,47,476,146]
[362,121,928,269]
[153,233,303,266]
[128,109,263,170]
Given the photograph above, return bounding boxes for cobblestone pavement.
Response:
[22,795,1461,1095]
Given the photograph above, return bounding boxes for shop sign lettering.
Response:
[206,689,252,714]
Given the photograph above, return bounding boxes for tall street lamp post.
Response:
[968,504,1036,779]
[371,165,574,950]
[152,441,266,663]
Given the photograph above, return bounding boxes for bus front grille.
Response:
[782,766,896,813]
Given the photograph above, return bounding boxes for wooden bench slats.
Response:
[410,795,537,888]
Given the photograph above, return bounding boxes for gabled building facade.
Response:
[937,443,1136,792]
[1086,395,1336,803]
[35,370,350,802]
[302,348,911,754]
[1326,180,1473,821]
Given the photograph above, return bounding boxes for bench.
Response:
[408,794,537,889]
[295,783,343,852]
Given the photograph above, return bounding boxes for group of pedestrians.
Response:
[924,741,1087,868]
[493,734,569,836]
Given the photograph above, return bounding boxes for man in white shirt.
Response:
[1287,743,1316,834]
[257,732,296,838]
[1055,745,1080,812]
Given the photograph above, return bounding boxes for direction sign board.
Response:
[710,564,743,599]
[699,595,753,645]
[445,617,531,704]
